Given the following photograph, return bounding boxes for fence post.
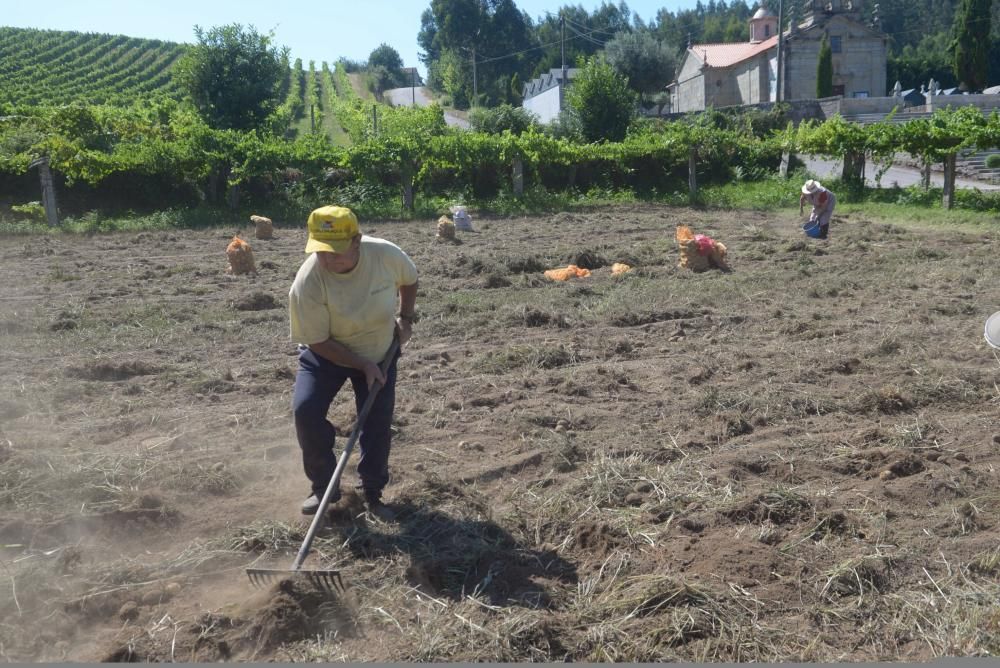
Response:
[942,153,956,210]
[30,157,59,227]
[512,157,524,197]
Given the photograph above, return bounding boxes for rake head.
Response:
[245,568,346,595]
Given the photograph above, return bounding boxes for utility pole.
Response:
[776,0,785,102]
[412,67,416,106]
[560,13,567,110]
[560,13,566,75]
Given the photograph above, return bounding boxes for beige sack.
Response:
[250,215,273,240]
[226,236,257,275]
[436,215,456,240]
[678,239,710,272]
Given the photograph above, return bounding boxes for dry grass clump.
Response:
[65,360,162,381]
[230,521,304,555]
[0,444,242,515]
[855,385,915,414]
[510,305,570,328]
[476,343,582,373]
[820,554,894,601]
[723,488,813,526]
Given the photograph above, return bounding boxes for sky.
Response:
[3,0,701,77]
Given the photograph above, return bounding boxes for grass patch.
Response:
[476,343,581,373]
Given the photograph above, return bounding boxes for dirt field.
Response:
[1,203,999,661]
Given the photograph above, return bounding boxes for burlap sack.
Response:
[436,215,456,240]
[250,215,273,240]
[678,239,711,272]
[226,236,257,274]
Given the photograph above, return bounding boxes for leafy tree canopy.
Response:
[816,33,833,98]
[174,24,288,131]
[566,56,635,142]
[369,43,405,73]
[950,0,991,91]
[604,30,676,102]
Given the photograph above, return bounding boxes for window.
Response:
[830,35,842,53]
[853,91,869,98]
[765,24,770,37]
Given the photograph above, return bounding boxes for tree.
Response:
[369,43,405,73]
[174,24,287,131]
[566,57,636,142]
[604,30,676,104]
[418,0,535,107]
[816,34,833,98]
[436,48,472,108]
[951,0,991,91]
[369,43,406,90]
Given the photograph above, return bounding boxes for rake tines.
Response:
[245,568,346,595]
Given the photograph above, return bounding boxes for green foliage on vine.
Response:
[5,99,1000,213]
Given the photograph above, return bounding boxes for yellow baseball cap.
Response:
[305,205,359,254]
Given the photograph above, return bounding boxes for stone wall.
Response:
[672,55,706,113]
[784,14,887,100]
[925,94,1000,113]
[734,55,771,105]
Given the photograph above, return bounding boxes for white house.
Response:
[522,68,579,124]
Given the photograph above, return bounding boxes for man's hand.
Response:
[361,360,386,390]
[395,317,413,348]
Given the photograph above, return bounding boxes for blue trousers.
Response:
[292,346,399,502]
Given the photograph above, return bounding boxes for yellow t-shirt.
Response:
[289,236,418,362]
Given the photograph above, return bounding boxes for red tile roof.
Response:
[689,35,778,68]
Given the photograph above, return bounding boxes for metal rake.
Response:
[246,339,399,595]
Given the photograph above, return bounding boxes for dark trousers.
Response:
[292,346,399,502]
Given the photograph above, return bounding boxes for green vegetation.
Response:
[816,34,833,99]
[366,43,407,96]
[174,24,287,131]
[5,100,1000,227]
[468,104,538,135]
[0,27,186,106]
[603,30,676,105]
[566,57,636,143]
[951,0,992,91]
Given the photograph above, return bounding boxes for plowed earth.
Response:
[1,204,999,661]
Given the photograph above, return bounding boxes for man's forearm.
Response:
[308,338,369,370]
[398,281,418,317]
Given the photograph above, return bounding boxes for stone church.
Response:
[668,0,887,112]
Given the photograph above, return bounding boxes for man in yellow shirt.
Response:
[289,205,418,521]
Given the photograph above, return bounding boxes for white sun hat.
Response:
[985,311,1000,349]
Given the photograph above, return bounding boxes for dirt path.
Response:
[1,205,998,661]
